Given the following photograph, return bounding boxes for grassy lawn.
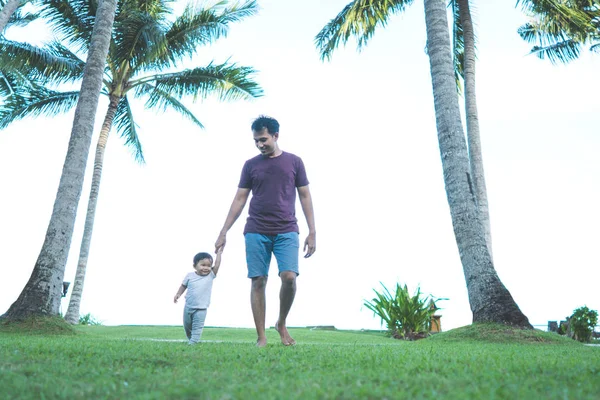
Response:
[1,321,598,399]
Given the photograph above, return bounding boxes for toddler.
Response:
[174,251,221,344]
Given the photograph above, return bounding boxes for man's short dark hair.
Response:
[193,252,213,266]
[251,115,279,135]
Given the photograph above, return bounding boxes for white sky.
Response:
[1,0,598,332]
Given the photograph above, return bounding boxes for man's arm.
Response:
[298,185,316,258]
[212,251,222,277]
[215,187,251,253]
[174,284,186,303]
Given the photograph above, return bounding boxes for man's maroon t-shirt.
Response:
[238,151,309,235]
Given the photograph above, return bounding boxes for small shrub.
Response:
[364,282,444,340]
[569,306,598,343]
[79,313,102,326]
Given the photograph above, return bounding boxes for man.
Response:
[215,115,316,347]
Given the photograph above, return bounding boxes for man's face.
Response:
[253,128,278,156]
[194,258,212,276]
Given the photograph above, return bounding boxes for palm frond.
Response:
[0,72,12,97]
[130,62,263,102]
[162,7,227,64]
[113,96,145,163]
[0,39,85,85]
[118,0,173,19]
[517,0,595,30]
[135,82,204,129]
[156,0,259,69]
[112,10,167,73]
[450,0,464,93]
[215,0,260,24]
[518,21,539,43]
[0,87,79,129]
[0,69,32,98]
[41,0,97,54]
[5,2,40,29]
[517,0,599,63]
[531,39,582,64]
[518,20,583,64]
[315,0,414,61]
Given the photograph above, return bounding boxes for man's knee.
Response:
[280,271,297,286]
[251,276,268,290]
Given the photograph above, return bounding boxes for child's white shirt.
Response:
[182,270,216,309]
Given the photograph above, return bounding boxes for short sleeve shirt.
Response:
[238,151,309,235]
[182,271,215,309]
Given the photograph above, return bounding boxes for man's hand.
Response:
[174,294,180,304]
[215,233,227,254]
[303,233,316,258]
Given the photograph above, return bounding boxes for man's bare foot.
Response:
[256,337,267,348]
[275,321,296,346]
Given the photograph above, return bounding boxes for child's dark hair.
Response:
[193,252,213,265]
[251,115,279,135]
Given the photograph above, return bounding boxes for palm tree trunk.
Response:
[423,0,530,327]
[64,95,119,324]
[2,0,116,320]
[0,0,21,34]
[458,0,493,259]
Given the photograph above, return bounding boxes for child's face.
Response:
[194,258,213,275]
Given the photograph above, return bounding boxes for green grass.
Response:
[1,322,598,399]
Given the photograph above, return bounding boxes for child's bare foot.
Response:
[275,321,296,346]
[256,337,267,348]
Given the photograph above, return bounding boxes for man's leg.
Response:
[276,271,297,345]
[251,276,268,347]
[245,233,273,347]
[273,232,300,345]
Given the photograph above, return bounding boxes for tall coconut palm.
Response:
[316,0,531,326]
[451,0,493,259]
[1,0,117,321]
[0,0,262,323]
[517,0,599,64]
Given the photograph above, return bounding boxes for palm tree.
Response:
[0,0,262,323]
[316,0,531,326]
[1,0,117,321]
[452,0,493,259]
[517,0,599,64]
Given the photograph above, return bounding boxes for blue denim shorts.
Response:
[245,232,299,278]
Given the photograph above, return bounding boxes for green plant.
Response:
[569,306,598,343]
[78,313,102,326]
[364,282,443,340]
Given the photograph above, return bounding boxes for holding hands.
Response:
[215,232,226,255]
